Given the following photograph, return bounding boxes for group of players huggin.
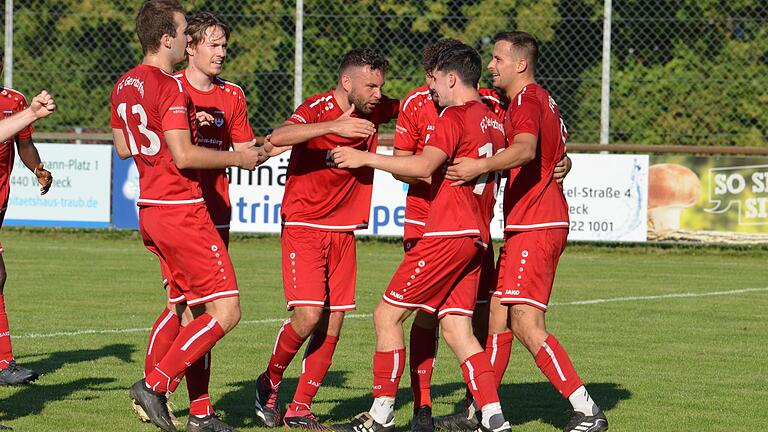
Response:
[0,0,610,431]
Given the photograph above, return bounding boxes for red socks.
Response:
[373,348,406,398]
[144,308,180,377]
[0,294,13,367]
[485,331,514,388]
[287,333,339,414]
[187,351,213,417]
[460,351,499,409]
[409,325,438,408]
[145,313,224,393]
[535,335,583,398]
[266,320,306,386]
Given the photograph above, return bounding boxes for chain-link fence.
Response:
[2,1,766,146]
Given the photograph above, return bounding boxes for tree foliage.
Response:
[3,0,765,146]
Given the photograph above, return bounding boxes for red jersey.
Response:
[0,87,33,211]
[393,85,436,230]
[478,87,509,122]
[394,86,507,230]
[503,83,569,231]
[422,100,506,246]
[110,64,202,206]
[281,89,399,231]
[174,70,254,227]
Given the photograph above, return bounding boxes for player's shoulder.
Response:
[213,76,247,100]
[0,87,27,102]
[514,83,549,105]
[401,85,431,111]
[437,104,467,123]
[302,90,334,109]
[478,87,506,102]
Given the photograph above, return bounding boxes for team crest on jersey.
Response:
[212,110,225,128]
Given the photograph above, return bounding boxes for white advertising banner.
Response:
[5,143,112,227]
[561,153,649,242]
[227,148,410,236]
[228,150,648,242]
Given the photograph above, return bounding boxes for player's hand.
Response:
[236,145,265,170]
[264,134,291,157]
[29,91,56,119]
[34,163,53,195]
[195,111,214,127]
[553,151,571,184]
[331,105,376,138]
[331,146,368,169]
[445,157,485,186]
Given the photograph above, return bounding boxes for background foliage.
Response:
[3,0,767,145]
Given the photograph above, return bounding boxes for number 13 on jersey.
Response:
[116,102,161,156]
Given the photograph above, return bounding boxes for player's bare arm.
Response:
[553,151,571,184]
[446,132,536,185]
[164,129,264,170]
[16,136,53,195]
[270,105,376,147]
[112,128,133,160]
[333,145,447,179]
[0,91,56,142]
[391,148,433,185]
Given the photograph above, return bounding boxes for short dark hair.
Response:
[493,31,539,71]
[422,38,463,74]
[136,0,185,55]
[432,43,482,87]
[186,12,230,48]
[338,48,389,75]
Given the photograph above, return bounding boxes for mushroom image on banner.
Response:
[648,163,702,232]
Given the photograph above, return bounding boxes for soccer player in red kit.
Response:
[0,87,54,386]
[132,11,261,431]
[111,2,265,431]
[252,48,399,430]
[396,40,571,432]
[446,32,608,432]
[330,42,510,432]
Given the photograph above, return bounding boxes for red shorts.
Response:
[140,204,238,307]
[281,226,357,311]
[493,229,568,311]
[403,220,425,253]
[384,236,483,318]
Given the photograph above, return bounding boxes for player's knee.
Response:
[0,270,6,292]
[291,307,324,337]
[373,302,403,329]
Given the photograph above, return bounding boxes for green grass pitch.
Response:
[0,229,765,431]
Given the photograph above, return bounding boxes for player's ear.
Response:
[161,32,173,50]
[340,74,352,92]
[448,72,457,88]
[516,57,528,74]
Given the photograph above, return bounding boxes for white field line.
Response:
[14,287,768,340]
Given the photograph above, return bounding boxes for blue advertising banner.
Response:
[111,150,140,229]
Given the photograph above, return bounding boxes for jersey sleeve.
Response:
[425,108,461,159]
[508,92,541,137]
[287,98,320,125]
[158,78,193,132]
[393,100,420,152]
[14,93,34,139]
[230,91,255,143]
[109,87,122,129]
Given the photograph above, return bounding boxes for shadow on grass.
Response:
[213,373,629,430]
[0,343,134,422]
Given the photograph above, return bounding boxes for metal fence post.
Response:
[3,0,12,89]
[294,0,303,108]
[599,0,612,145]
